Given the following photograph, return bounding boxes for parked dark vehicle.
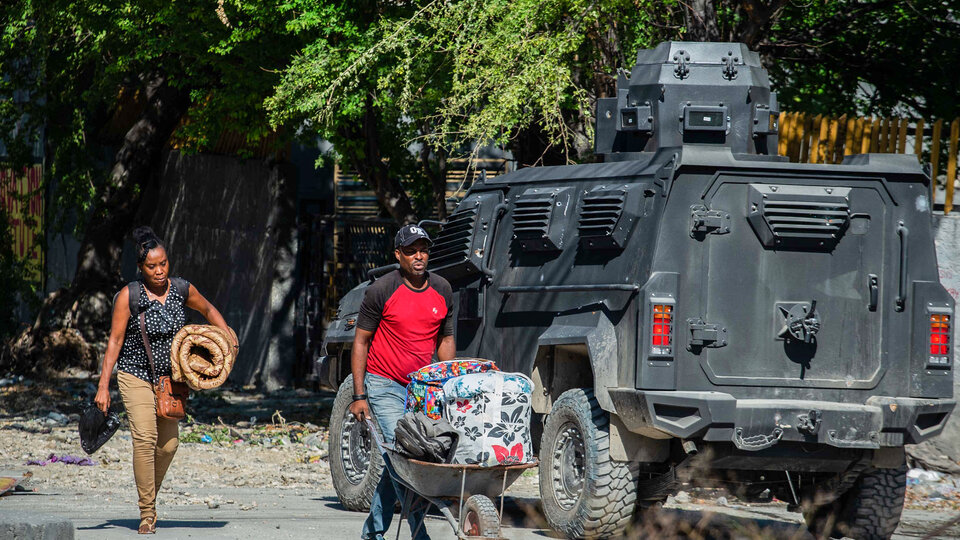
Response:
[317,41,955,539]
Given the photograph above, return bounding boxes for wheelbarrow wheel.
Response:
[460,494,501,538]
[329,375,384,511]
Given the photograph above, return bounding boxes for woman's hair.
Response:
[132,226,163,263]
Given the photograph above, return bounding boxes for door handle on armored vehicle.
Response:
[868,274,879,312]
[482,203,510,282]
[896,223,908,312]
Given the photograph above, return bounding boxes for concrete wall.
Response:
[146,150,299,390]
[912,214,960,472]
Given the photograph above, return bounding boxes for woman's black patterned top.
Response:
[117,280,189,384]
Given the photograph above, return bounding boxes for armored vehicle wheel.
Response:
[329,375,384,512]
[803,463,907,539]
[460,494,501,538]
[540,388,640,538]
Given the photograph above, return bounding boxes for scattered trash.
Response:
[907,468,942,484]
[301,453,328,464]
[26,453,96,467]
[673,491,691,504]
[0,375,26,387]
[0,471,33,496]
[716,496,729,506]
[301,433,321,448]
[200,434,213,443]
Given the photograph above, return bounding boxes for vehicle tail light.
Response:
[929,314,951,367]
[651,304,674,356]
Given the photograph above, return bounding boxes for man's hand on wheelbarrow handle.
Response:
[349,396,371,422]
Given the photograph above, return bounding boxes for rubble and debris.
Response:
[26,453,96,466]
[0,374,336,511]
[907,467,942,484]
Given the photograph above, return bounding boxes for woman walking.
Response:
[94,226,237,534]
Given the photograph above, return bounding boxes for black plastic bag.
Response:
[78,404,121,455]
[394,411,458,463]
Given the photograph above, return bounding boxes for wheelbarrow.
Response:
[366,419,537,539]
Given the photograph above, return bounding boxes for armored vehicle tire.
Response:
[539,388,641,538]
[460,494,501,538]
[329,375,384,512]
[803,463,907,539]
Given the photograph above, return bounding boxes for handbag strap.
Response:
[138,312,157,385]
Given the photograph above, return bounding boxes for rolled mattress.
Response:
[170,324,238,390]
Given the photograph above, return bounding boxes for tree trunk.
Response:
[5,72,189,373]
[75,72,190,290]
[344,98,418,225]
[419,133,448,221]
[737,0,790,48]
[683,0,721,42]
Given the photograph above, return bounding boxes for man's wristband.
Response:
[352,393,368,402]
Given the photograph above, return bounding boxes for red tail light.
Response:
[651,304,674,356]
[929,314,951,366]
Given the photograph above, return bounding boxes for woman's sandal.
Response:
[138,517,156,534]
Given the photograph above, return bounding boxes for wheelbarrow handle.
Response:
[365,418,386,453]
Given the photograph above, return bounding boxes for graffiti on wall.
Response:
[0,165,44,287]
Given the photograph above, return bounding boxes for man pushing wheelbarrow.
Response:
[349,225,456,540]
[349,225,537,539]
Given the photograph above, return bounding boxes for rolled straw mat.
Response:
[171,324,238,390]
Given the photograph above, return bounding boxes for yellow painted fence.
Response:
[0,164,44,287]
[778,113,960,213]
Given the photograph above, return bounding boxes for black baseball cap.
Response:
[395,224,433,248]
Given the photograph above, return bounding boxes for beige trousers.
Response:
[117,371,180,520]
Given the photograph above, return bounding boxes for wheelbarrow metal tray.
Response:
[386,449,537,499]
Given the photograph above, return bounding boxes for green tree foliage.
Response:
[0,1,303,277]
[270,0,959,185]
[268,0,680,178]
[0,0,305,367]
[763,0,960,119]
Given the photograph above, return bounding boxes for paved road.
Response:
[2,485,958,539]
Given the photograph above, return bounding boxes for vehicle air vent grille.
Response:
[513,187,572,251]
[431,206,478,269]
[747,184,852,250]
[763,200,850,240]
[513,198,553,238]
[579,191,625,238]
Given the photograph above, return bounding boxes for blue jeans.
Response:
[361,373,430,540]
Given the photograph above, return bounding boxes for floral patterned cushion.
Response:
[442,371,534,466]
[404,359,498,420]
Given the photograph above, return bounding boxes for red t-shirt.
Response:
[357,270,454,385]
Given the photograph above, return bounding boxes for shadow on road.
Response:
[77,519,229,532]
[498,496,811,539]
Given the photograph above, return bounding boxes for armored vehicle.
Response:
[317,41,955,539]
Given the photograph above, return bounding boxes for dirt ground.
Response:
[1,373,959,539]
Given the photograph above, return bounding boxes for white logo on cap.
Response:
[409,226,425,236]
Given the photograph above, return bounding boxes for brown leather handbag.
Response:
[140,313,190,420]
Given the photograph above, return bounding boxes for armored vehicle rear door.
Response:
[697,175,891,389]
